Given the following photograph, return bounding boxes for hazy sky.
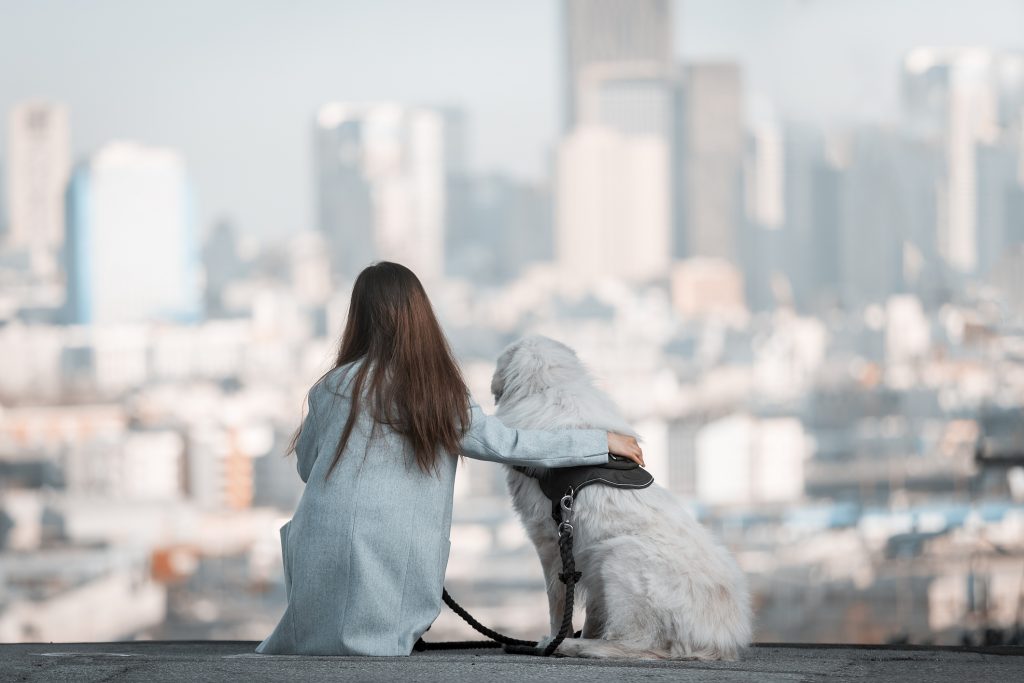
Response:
[2,0,1023,240]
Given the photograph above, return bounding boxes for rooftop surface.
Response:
[2,641,1022,682]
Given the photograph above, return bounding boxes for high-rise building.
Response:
[806,160,843,307]
[759,122,844,312]
[202,219,245,319]
[563,0,674,134]
[446,174,554,284]
[556,0,675,283]
[837,128,940,306]
[746,121,785,232]
[977,142,1023,276]
[992,245,1024,317]
[902,48,1024,274]
[314,103,448,283]
[5,102,70,279]
[64,141,201,325]
[677,63,744,264]
[556,126,672,282]
[740,120,788,311]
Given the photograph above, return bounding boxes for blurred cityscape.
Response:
[2,0,1024,647]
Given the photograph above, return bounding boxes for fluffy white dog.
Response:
[491,335,753,660]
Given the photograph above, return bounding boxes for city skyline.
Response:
[1,0,1023,239]
[2,0,1024,648]
[2,10,1022,321]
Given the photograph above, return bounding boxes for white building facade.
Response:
[64,141,201,325]
[556,0,674,283]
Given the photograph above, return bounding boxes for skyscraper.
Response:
[563,0,674,134]
[202,219,245,318]
[741,121,847,313]
[64,142,201,325]
[837,128,940,306]
[902,48,1024,275]
[5,101,70,279]
[557,126,672,281]
[314,103,448,283]
[976,142,1022,276]
[740,119,788,312]
[556,0,675,283]
[677,63,744,264]
[446,174,554,284]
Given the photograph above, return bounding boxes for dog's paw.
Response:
[535,635,555,651]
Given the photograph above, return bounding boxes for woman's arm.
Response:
[459,399,642,468]
[295,390,321,483]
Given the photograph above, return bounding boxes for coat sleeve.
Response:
[459,398,609,468]
[296,388,322,483]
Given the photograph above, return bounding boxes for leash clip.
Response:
[558,493,575,536]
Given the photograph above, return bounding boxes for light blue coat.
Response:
[255,357,610,656]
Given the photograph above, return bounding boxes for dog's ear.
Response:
[490,369,505,404]
[491,346,512,404]
[492,339,526,404]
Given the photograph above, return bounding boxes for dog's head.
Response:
[491,334,588,407]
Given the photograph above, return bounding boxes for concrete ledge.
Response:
[1,640,1021,682]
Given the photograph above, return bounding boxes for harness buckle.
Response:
[560,494,574,523]
[557,492,575,537]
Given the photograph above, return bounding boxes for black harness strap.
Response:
[512,456,655,519]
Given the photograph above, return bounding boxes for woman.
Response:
[255,261,644,656]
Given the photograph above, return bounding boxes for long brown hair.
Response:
[286,261,471,478]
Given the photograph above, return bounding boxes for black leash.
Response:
[412,588,536,650]
[414,492,582,656]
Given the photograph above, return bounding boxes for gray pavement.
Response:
[1,640,1021,682]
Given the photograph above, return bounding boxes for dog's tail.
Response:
[554,637,741,661]
[552,638,670,660]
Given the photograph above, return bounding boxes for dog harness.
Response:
[512,455,654,518]
[420,456,654,657]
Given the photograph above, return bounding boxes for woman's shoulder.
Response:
[313,357,367,398]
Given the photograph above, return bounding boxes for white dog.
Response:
[491,335,753,660]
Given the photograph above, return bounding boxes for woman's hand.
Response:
[606,432,645,467]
